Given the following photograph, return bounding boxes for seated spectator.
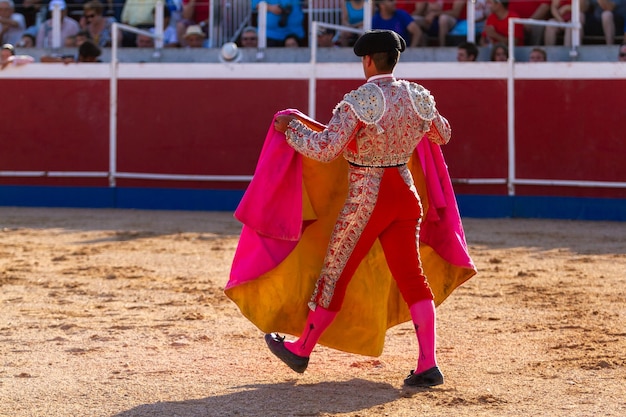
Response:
[64,30,92,47]
[40,38,101,62]
[177,0,208,47]
[490,42,509,60]
[150,5,179,47]
[339,0,365,47]
[508,0,551,45]
[16,32,35,47]
[448,0,489,41]
[619,42,626,60]
[481,0,525,46]
[251,0,304,47]
[372,0,421,47]
[80,0,119,47]
[13,0,41,29]
[238,26,258,48]
[544,0,588,46]
[36,0,80,48]
[414,0,469,46]
[0,0,25,46]
[457,40,479,61]
[284,32,301,47]
[1,42,33,69]
[585,0,626,44]
[77,39,102,61]
[529,46,547,61]
[136,33,155,48]
[317,27,337,47]
[182,24,206,47]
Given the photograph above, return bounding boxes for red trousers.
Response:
[318,166,435,311]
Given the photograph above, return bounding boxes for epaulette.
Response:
[402,81,436,121]
[336,82,385,125]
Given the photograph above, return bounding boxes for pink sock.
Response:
[285,306,337,357]
[409,299,438,373]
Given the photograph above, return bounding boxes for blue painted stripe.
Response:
[2,186,626,221]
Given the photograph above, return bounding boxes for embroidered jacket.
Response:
[285,75,451,167]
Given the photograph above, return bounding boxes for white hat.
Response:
[219,42,241,63]
[48,0,66,11]
[184,25,205,39]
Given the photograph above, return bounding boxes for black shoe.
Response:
[404,366,444,387]
[264,333,309,374]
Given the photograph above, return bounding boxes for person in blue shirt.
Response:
[252,0,305,46]
[372,0,422,47]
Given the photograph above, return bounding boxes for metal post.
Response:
[507,19,516,196]
[258,1,267,49]
[571,0,580,57]
[52,4,61,49]
[467,0,475,43]
[109,23,119,187]
[363,0,372,31]
[309,21,318,119]
[155,1,164,49]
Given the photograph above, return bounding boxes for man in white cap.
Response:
[269,29,453,387]
[35,0,79,48]
[183,24,206,48]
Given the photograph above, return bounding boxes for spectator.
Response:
[36,0,80,48]
[481,0,525,46]
[339,0,365,46]
[317,27,337,47]
[529,46,547,61]
[490,42,509,60]
[16,32,34,47]
[80,0,119,47]
[544,0,588,46]
[457,40,479,61]
[284,32,300,47]
[585,0,626,45]
[150,5,178,47]
[414,0,468,46]
[619,42,626,60]
[0,0,25,46]
[13,0,41,29]
[238,26,258,48]
[448,0,489,41]
[182,23,205,47]
[1,42,33,69]
[135,33,155,47]
[77,39,101,61]
[40,38,101,62]
[372,0,422,47]
[177,0,209,47]
[509,0,552,45]
[64,30,92,47]
[251,0,304,47]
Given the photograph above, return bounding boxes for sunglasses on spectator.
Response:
[85,13,96,19]
[242,37,257,41]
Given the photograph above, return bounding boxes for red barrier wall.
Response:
[2,74,625,198]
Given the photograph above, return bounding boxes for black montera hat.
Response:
[353,30,406,57]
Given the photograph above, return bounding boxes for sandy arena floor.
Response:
[1,207,625,417]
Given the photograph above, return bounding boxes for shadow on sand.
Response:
[112,379,406,417]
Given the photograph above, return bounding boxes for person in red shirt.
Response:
[508,0,551,44]
[481,0,525,46]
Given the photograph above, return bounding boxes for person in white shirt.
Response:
[0,0,25,45]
